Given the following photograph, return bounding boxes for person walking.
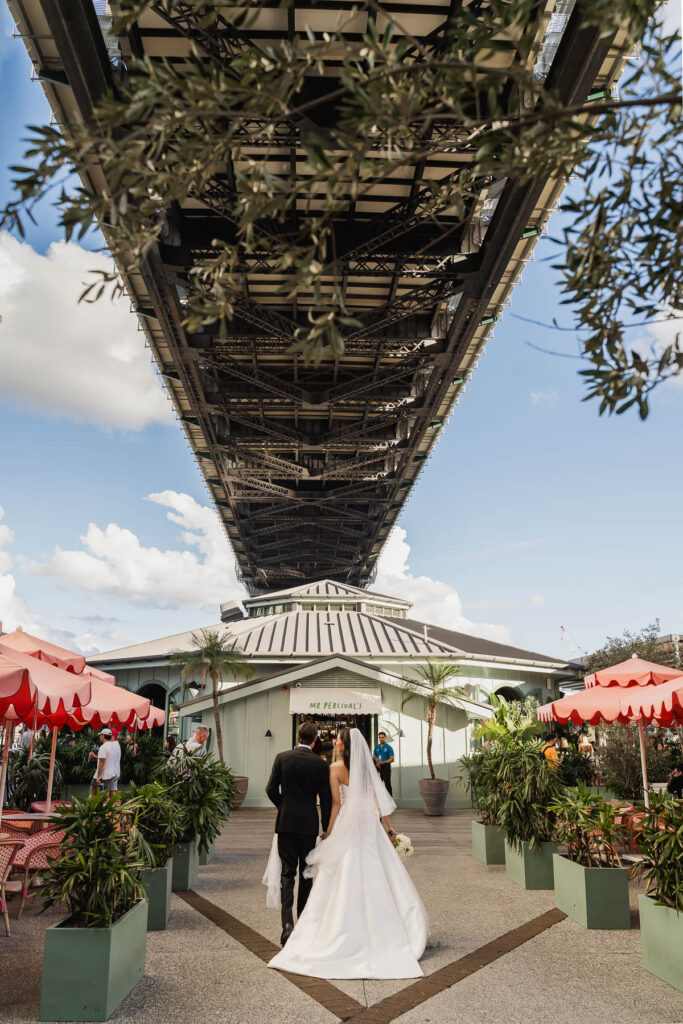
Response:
[265,721,332,946]
[373,732,395,796]
[93,728,121,792]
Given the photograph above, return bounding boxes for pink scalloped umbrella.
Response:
[0,645,93,826]
[538,658,683,807]
[0,628,115,685]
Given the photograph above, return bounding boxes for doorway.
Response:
[292,713,377,763]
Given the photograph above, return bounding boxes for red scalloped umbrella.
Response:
[538,657,683,807]
[0,628,115,685]
[585,656,682,690]
[0,644,93,826]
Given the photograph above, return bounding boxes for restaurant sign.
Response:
[289,686,382,715]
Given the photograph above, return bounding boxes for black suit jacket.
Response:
[266,746,332,836]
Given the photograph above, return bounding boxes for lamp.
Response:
[265,729,273,737]
[187,681,200,699]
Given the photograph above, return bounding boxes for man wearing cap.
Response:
[93,728,122,793]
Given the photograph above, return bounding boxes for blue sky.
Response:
[0,2,680,660]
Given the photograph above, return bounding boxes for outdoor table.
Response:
[2,812,55,833]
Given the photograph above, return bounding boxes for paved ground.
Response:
[2,808,682,1024]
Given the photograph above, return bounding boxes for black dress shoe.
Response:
[280,924,293,946]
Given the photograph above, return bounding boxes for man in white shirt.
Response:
[172,725,209,760]
[94,728,122,792]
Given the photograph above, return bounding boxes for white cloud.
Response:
[0,233,173,430]
[531,593,545,607]
[374,527,511,643]
[530,390,559,406]
[0,506,45,635]
[31,491,246,610]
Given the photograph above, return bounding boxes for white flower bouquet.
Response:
[390,832,414,859]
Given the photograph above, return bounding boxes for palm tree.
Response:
[169,629,252,764]
[401,661,466,780]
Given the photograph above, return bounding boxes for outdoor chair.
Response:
[6,838,63,920]
[0,821,33,839]
[0,840,25,936]
[30,801,70,814]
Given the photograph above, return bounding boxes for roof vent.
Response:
[220,601,245,623]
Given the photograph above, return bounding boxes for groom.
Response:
[266,721,332,945]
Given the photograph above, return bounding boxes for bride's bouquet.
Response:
[390,832,414,859]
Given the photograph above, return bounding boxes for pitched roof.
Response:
[228,609,458,657]
[243,578,411,606]
[88,623,227,663]
[391,617,568,667]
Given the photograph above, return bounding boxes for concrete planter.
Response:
[471,821,506,865]
[233,776,249,810]
[199,840,215,866]
[639,895,683,992]
[39,899,148,1022]
[554,854,630,929]
[505,840,557,890]
[142,860,173,930]
[419,778,449,816]
[172,838,199,891]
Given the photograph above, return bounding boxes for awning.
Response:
[289,686,382,715]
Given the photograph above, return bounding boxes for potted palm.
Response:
[158,752,237,890]
[636,793,683,992]
[124,782,187,930]
[497,742,562,889]
[38,792,150,1022]
[460,748,506,865]
[401,660,465,816]
[549,784,630,929]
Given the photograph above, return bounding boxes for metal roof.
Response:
[8,0,629,593]
[394,618,569,668]
[243,579,410,605]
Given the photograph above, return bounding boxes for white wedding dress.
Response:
[265,729,429,979]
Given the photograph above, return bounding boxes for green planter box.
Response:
[172,839,199,891]
[554,854,630,929]
[39,899,148,1022]
[639,895,683,992]
[199,840,215,866]
[142,860,173,931]
[471,821,506,865]
[505,840,557,890]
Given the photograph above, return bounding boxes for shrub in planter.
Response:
[8,739,64,809]
[460,749,506,865]
[157,752,237,888]
[635,794,683,992]
[38,792,150,1021]
[497,742,562,889]
[123,782,187,930]
[549,784,630,929]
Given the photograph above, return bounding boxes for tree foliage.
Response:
[583,620,681,675]
[594,723,678,800]
[401,660,464,780]
[1,0,680,411]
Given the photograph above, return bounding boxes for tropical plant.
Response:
[8,738,64,810]
[558,749,595,788]
[495,741,564,850]
[459,747,504,826]
[634,793,683,913]
[123,781,187,869]
[38,792,150,928]
[549,784,625,868]
[474,693,545,748]
[58,728,100,786]
[169,630,252,763]
[119,730,166,785]
[401,661,465,780]
[594,724,678,801]
[156,751,237,853]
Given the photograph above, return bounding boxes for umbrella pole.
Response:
[0,720,13,829]
[28,705,38,758]
[46,726,58,813]
[637,719,650,810]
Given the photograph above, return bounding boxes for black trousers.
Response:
[278,832,317,929]
[379,762,393,796]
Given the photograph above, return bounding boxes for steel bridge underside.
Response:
[11,1,625,593]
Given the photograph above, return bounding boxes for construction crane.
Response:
[560,625,585,661]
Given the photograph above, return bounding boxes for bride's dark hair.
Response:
[339,727,351,771]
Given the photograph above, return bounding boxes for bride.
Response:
[267,727,430,979]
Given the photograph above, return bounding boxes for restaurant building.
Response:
[90,581,574,809]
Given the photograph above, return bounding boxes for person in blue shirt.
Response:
[373,732,395,796]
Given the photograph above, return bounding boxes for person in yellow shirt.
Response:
[541,735,561,766]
